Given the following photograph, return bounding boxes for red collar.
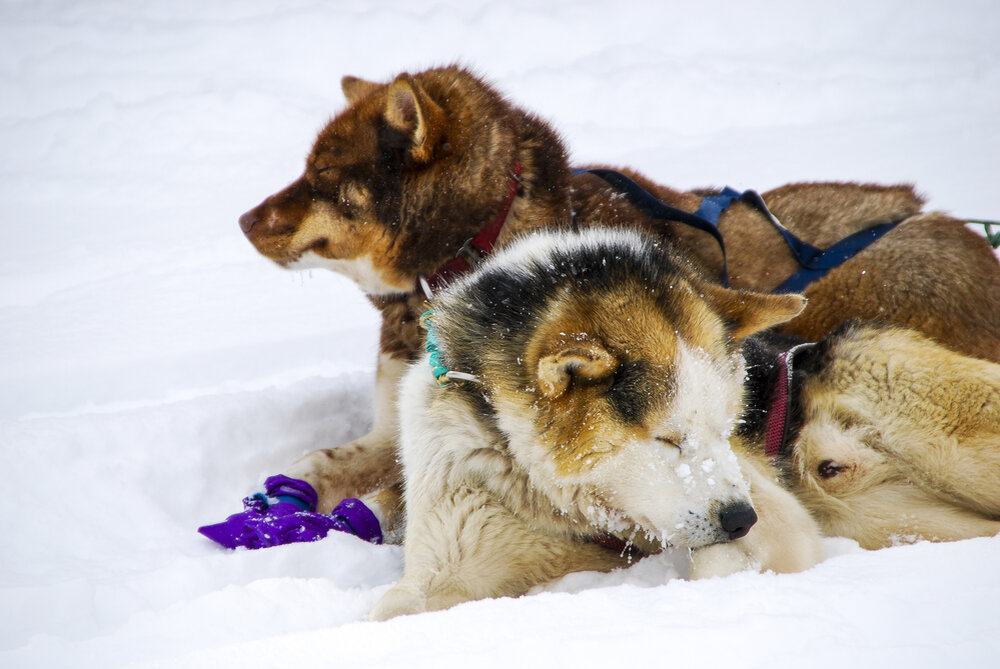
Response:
[762,343,813,458]
[591,532,644,558]
[421,162,523,294]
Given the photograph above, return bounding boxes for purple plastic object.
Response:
[198,475,382,549]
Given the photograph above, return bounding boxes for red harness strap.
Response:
[762,351,792,458]
[591,532,645,558]
[763,343,814,458]
[591,532,629,553]
[422,162,523,293]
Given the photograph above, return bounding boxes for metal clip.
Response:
[455,237,483,269]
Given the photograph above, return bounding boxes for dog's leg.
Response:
[819,485,1000,547]
[359,482,405,542]
[879,433,1000,520]
[690,454,823,579]
[370,486,625,621]
[285,353,407,513]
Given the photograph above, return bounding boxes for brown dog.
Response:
[238,65,1000,513]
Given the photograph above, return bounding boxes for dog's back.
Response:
[241,64,1000,364]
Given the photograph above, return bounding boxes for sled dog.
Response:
[238,65,1000,513]
[743,321,1000,549]
[370,227,1000,619]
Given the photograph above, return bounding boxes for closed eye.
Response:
[655,436,681,449]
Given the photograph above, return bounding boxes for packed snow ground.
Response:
[2,1,999,667]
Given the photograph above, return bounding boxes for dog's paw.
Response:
[369,585,427,621]
[688,542,757,579]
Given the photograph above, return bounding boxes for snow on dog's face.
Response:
[432,229,806,549]
[525,306,753,549]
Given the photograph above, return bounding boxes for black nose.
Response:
[719,502,757,540]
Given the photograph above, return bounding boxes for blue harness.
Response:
[574,168,899,293]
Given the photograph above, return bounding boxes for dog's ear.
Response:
[697,281,807,339]
[341,75,381,104]
[536,341,619,398]
[384,73,445,163]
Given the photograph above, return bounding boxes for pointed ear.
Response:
[341,75,381,104]
[697,281,807,339]
[385,74,445,163]
[537,341,619,398]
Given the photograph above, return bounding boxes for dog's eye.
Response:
[311,165,338,185]
[655,436,681,449]
[817,460,847,479]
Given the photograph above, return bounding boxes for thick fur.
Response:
[370,228,825,620]
[777,322,1000,548]
[373,228,1000,619]
[239,65,1000,512]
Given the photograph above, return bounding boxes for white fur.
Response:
[374,357,523,619]
[373,228,826,619]
[379,349,822,620]
[445,228,656,296]
[288,251,409,295]
[397,355,510,513]
[396,356,461,505]
[591,342,750,547]
[496,338,751,548]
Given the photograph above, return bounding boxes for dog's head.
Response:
[239,66,524,295]
[787,324,962,546]
[792,323,1000,520]
[433,228,806,549]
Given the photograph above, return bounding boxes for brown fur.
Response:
[522,284,805,481]
[239,65,1000,510]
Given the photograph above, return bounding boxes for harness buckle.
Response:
[455,237,484,268]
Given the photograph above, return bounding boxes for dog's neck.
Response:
[738,333,813,466]
[417,105,575,297]
[420,161,523,296]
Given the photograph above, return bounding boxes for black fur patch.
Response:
[607,360,656,424]
[433,231,694,384]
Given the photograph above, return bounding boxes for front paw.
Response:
[689,542,756,579]
[370,585,427,621]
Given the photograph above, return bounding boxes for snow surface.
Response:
[2,1,999,667]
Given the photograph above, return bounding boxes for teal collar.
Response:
[422,310,478,385]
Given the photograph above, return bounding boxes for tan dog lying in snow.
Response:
[370,227,1000,620]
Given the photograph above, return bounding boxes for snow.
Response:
[2,1,999,667]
